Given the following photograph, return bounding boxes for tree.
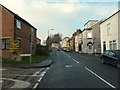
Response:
[46,33,62,50]
[9,40,20,60]
[52,33,62,43]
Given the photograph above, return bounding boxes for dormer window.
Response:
[16,19,21,29]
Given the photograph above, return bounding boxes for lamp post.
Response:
[48,29,54,50]
[48,29,54,36]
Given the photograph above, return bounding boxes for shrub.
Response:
[36,45,49,56]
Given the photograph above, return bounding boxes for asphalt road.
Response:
[36,50,119,89]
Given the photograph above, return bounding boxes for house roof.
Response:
[82,27,92,32]
[84,20,99,26]
[0,4,37,30]
[100,10,120,24]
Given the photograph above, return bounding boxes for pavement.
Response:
[2,59,53,69]
[1,51,56,89]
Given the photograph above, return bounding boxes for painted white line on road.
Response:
[40,73,45,77]
[85,67,116,89]
[33,68,45,76]
[38,77,42,82]
[33,83,39,89]
[33,67,50,89]
[42,71,46,74]
[63,52,80,64]
[72,58,80,64]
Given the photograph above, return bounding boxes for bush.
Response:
[36,45,49,56]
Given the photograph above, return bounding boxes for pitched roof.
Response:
[100,10,120,24]
[0,4,37,30]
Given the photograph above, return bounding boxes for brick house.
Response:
[0,4,37,59]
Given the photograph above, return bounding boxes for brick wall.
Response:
[1,6,14,59]
[15,21,36,55]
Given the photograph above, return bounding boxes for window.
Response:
[109,41,112,50]
[1,39,10,50]
[87,33,92,38]
[113,40,117,50]
[16,19,21,29]
[107,23,111,35]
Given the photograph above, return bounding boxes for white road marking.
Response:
[85,67,116,89]
[1,78,30,88]
[42,71,46,74]
[72,58,80,64]
[33,83,39,89]
[38,77,42,82]
[33,67,50,89]
[65,65,73,68]
[40,73,45,77]
[33,68,45,76]
[62,52,80,64]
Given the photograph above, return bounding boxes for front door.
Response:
[88,44,93,54]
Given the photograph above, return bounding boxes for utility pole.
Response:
[48,29,54,50]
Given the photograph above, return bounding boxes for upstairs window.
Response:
[109,41,112,50]
[87,33,92,38]
[107,23,111,35]
[16,19,21,29]
[113,40,117,50]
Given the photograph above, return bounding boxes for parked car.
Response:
[66,48,72,52]
[101,50,120,68]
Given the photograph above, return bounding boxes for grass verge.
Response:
[2,55,48,64]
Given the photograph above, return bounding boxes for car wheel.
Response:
[116,62,120,69]
[101,58,105,64]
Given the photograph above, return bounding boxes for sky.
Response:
[1,0,119,44]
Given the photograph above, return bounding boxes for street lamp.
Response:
[47,29,54,51]
[48,29,54,36]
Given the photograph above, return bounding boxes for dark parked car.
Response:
[66,48,72,52]
[101,50,120,68]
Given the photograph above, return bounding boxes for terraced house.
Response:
[82,20,101,54]
[100,10,120,53]
[0,4,37,59]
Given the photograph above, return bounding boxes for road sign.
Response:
[20,54,31,56]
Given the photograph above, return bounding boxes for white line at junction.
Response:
[33,67,50,89]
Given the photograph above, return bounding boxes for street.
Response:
[37,49,119,88]
[2,49,119,89]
